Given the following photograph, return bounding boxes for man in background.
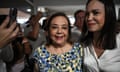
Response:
[71,9,85,42]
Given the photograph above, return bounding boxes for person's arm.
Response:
[34,63,39,72]
[27,23,40,41]
[27,12,42,41]
[0,16,19,48]
[22,37,32,56]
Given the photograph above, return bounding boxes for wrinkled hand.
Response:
[30,12,42,27]
[22,36,32,55]
[0,17,19,48]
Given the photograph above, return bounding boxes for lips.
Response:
[55,36,64,40]
[87,22,96,26]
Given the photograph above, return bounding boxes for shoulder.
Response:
[34,45,45,53]
[74,42,82,47]
[74,43,83,51]
[32,45,46,59]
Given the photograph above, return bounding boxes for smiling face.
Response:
[86,0,105,32]
[49,16,69,46]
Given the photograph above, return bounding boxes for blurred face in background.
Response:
[49,16,69,46]
[85,0,105,32]
[75,12,85,30]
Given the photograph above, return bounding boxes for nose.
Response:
[57,28,62,34]
[87,13,93,21]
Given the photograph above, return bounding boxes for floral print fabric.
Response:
[32,43,83,72]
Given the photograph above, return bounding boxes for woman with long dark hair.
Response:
[81,0,120,72]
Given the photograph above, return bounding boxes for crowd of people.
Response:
[0,0,120,72]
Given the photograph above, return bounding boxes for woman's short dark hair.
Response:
[81,0,117,49]
[46,12,72,45]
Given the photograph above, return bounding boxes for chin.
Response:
[55,41,65,45]
[56,42,63,44]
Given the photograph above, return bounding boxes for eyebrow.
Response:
[87,9,100,12]
[93,9,100,11]
[94,8,103,12]
[51,24,68,26]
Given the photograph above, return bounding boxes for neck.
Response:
[47,42,72,54]
[52,42,67,48]
[93,31,102,48]
[52,42,72,49]
[93,31,100,43]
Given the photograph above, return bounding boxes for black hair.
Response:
[42,19,48,31]
[74,10,85,20]
[116,19,120,34]
[81,0,117,49]
[46,12,72,45]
